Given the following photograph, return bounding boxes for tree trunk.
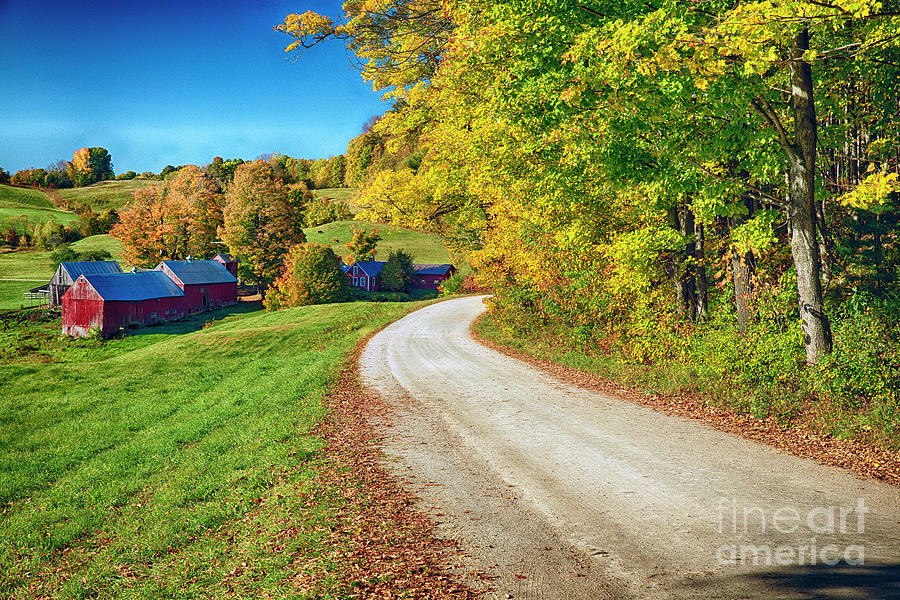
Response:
[667,205,687,317]
[668,203,699,319]
[680,206,699,319]
[732,247,755,335]
[787,28,833,364]
[695,221,708,321]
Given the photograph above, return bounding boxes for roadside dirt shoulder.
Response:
[308,330,479,598]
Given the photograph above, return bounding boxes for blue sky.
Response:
[0,0,387,175]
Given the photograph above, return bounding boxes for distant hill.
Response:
[0,185,78,230]
[53,179,156,212]
[303,220,451,264]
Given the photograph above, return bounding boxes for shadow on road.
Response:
[676,562,900,599]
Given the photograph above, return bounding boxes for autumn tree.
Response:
[344,226,380,263]
[112,165,224,267]
[264,243,351,310]
[66,147,113,187]
[220,160,307,294]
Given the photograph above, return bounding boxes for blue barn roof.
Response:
[81,271,185,301]
[59,261,122,280]
[351,261,386,277]
[413,264,455,276]
[157,260,237,285]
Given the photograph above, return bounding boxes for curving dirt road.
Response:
[360,296,900,599]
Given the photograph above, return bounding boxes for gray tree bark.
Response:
[787,28,833,363]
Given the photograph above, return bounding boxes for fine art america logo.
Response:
[716,497,867,567]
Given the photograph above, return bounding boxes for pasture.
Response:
[0,185,78,230]
[303,220,452,264]
[0,300,429,598]
[52,179,155,211]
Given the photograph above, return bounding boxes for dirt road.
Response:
[360,296,900,599]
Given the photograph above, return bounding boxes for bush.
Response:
[264,243,351,311]
[303,197,352,227]
[381,249,414,292]
[439,272,464,295]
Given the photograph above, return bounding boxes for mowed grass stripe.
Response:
[0,301,427,598]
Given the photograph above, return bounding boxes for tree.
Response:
[344,226,380,263]
[380,249,414,292]
[276,0,452,98]
[264,243,351,310]
[112,166,224,267]
[49,245,79,267]
[66,147,113,186]
[11,168,48,187]
[220,160,307,294]
[0,167,9,184]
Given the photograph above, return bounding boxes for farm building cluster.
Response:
[56,253,238,338]
[342,261,456,292]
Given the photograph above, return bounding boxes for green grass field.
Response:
[0,185,78,230]
[0,299,430,599]
[54,179,155,212]
[0,235,126,309]
[312,187,357,202]
[70,233,125,265]
[303,220,452,264]
[0,249,54,309]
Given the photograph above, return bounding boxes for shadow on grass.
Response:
[122,301,263,337]
[677,562,900,599]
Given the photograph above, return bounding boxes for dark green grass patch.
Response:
[0,300,428,598]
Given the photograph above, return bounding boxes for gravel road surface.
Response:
[360,296,900,599]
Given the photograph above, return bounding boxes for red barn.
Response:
[155,259,238,313]
[213,252,238,277]
[411,264,457,290]
[61,271,186,338]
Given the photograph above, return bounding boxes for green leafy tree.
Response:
[49,245,79,267]
[380,249,414,292]
[264,243,351,310]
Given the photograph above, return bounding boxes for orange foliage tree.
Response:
[111,166,224,267]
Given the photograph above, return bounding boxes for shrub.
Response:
[439,272,464,295]
[264,243,351,311]
[381,249,414,292]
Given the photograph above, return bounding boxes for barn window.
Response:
[151,312,157,320]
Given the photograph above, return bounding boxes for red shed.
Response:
[155,259,238,313]
[213,252,239,277]
[411,264,457,290]
[62,271,186,338]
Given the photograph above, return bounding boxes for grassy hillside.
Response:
[312,187,357,202]
[303,220,451,264]
[0,185,78,230]
[53,179,155,212]
[0,235,126,309]
[71,233,125,265]
[0,249,54,309]
[0,300,430,599]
